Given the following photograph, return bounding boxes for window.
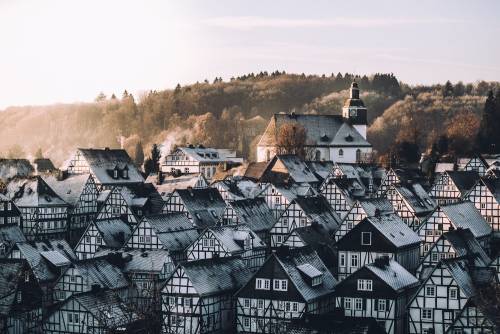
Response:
[285,302,291,312]
[243,317,250,328]
[273,279,288,291]
[350,254,359,267]
[344,298,352,310]
[7,202,11,210]
[68,312,79,324]
[292,302,298,312]
[356,149,361,162]
[354,298,363,310]
[315,150,321,161]
[139,236,145,243]
[377,299,386,311]
[113,170,118,179]
[256,278,270,290]
[243,298,251,308]
[357,279,373,291]
[257,299,264,309]
[339,253,346,267]
[449,287,458,299]
[431,252,439,262]
[361,232,372,245]
[422,309,433,320]
[425,286,436,297]
[169,296,176,305]
[96,236,102,244]
[339,149,344,157]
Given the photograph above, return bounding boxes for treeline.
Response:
[0,71,498,166]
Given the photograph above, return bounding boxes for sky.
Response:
[0,0,499,109]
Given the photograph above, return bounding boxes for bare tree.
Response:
[275,122,312,160]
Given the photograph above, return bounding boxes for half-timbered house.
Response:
[65,148,144,190]
[270,195,341,248]
[329,163,386,197]
[386,182,436,230]
[260,183,316,219]
[126,213,199,263]
[460,155,489,176]
[319,177,363,218]
[491,254,500,281]
[335,213,420,280]
[74,218,132,260]
[445,299,499,333]
[0,224,26,258]
[43,289,142,333]
[212,177,261,203]
[0,159,34,182]
[416,228,491,280]
[161,256,252,334]
[186,225,267,271]
[334,257,419,334]
[429,171,480,205]
[52,257,130,302]
[146,172,208,200]
[407,257,496,334]
[0,194,22,227]
[417,201,492,257]
[376,168,427,198]
[43,173,99,245]
[334,198,393,242]
[235,247,337,333]
[163,188,226,230]
[219,197,275,246]
[466,177,500,232]
[255,155,320,186]
[6,176,69,240]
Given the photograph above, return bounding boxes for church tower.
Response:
[342,81,368,139]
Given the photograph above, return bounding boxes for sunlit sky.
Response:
[0,0,499,109]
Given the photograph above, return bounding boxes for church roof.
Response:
[258,114,371,148]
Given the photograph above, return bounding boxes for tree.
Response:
[275,122,311,159]
[7,145,25,159]
[34,148,44,159]
[395,141,420,164]
[135,142,144,167]
[442,80,454,97]
[150,144,161,173]
[476,90,499,153]
[95,92,107,102]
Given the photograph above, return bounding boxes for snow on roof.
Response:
[273,155,319,184]
[358,198,394,216]
[395,183,435,215]
[174,146,242,163]
[94,219,132,248]
[143,214,199,252]
[228,197,275,233]
[441,201,492,238]
[69,257,129,290]
[293,196,341,232]
[42,173,90,207]
[0,159,34,182]
[441,229,491,267]
[366,259,419,292]
[40,250,71,267]
[296,263,323,278]
[146,173,206,198]
[208,225,266,252]
[365,214,421,248]
[173,188,226,228]
[6,176,68,207]
[434,163,455,174]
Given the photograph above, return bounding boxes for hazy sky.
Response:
[0,0,499,109]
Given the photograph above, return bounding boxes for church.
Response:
[256,82,372,163]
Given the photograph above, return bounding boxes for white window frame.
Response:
[357,279,373,291]
[425,285,436,297]
[361,232,372,245]
[344,297,352,310]
[354,298,363,311]
[378,299,386,312]
[273,279,288,291]
[422,309,433,320]
[256,278,270,290]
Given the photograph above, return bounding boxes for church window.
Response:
[356,149,362,162]
[339,149,344,157]
[315,150,321,161]
[266,150,271,161]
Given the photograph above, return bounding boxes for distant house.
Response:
[270,195,341,248]
[319,176,363,217]
[0,193,22,226]
[6,176,69,240]
[417,201,492,257]
[416,228,491,280]
[329,163,386,197]
[256,82,371,163]
[161,256,252,334]
[212,176,261,203]
[186,225,267,271]
[162,188,226,230]
[235,247,337,333]
[146,172,208,200]
[334,257,419,334]
[0,224,26,258]
[260,183,317,219]
[65,148,144,190]
[429,171,480,205]
[445,299,499,334]
[162,145,243,180]
[74,218,132,260]
[126,213,199,263]
[335,213,420,280]
[459,155,489,176]
[465,177,500,232]
[254,155,320,186]
[43,290,142,334]
[33,158,56,174]
[0,159,34,182]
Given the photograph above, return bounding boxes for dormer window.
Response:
[297,263,323,287]
[113,169,118,179]
[123,168,128,178]
[357,279,373,291]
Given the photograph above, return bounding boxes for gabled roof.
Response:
[0,224,26,247]
[94,219,132,248]
[293,196,341,232]
[305,161,335,183]
[76,148,144,185]
[179,257,252,296]
[43,173,91,207]
[323,177,365,201]
[172,188,226,228]
[258,114,371,148]
[264,155,319,184]
[146,173,207,198]
[275,247,337,302]
[213,177,261,200]
[66,258,129,290]
[173,146,242,163]
[394,183,435,216]
[441,201,492,238]
[440,229,491,266]
[269,183,317,203]
[441,257,495,298]
[227,197,275,233]
[358,198,394,216]
[207,225,266,252]
[364,214,421,248]
[289,223,335,248]
[119,183,164,213]
[142,214,199,252]
[0,159,34,182]
[366,259,419,292]
[0,261,23,316]
[6,176,68,207]
[33,158,56,173]
[445,171,481,195]
[481,178,500,203]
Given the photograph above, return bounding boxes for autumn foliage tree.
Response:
[275,122,311,160]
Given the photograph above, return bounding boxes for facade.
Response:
[186,225,267,271]
[212,177,261,203]
[445,299,498,333]
[429,171,480,205]
[466,177,500,232]
[335,213,420,280]
[0,194,22,226]
[235,247,337,333]
[0,224,26,258]
[256,83,371,163]
[461,155,489,176]
[417,201,492,257]
[319,177,359,218]
[162,146,242,180]
[65,148,144,190]
[260,183,316,219]
[334,257,419,334]
[146,172,208,200]
[161,256,252,334]
[256,155,320,186]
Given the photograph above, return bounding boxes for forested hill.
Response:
[0,71,499,166]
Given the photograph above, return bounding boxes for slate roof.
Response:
[269,183,317,203]
[481,178,500,203]
[440,257,496,298]
[305,161,335,183]
[6,176,68,207]
[67,257,129,290]
[94,219,132,248]
[207,225,266,252]
[0,261,23,315]
[143,214,199,252]
[258,114,371,148]
[267,155,319,184]
[446,171,481,195]
[291,223,335,248]
[173,188,226,228]
[243,161,271,182]
[228,197,276,233]
[324,177,365,202]
[42,173,90,207]
[440,229,491,267]
[174,147,242,164]
[333,163,386,190]
[358,198,394,216]
[33,158,56,173]
[213,177,261,200]
[394,183,436,216]
[441,201,492,238]
[0,224,26,248]
[276,247,337,302]
[364,214,421,248]
[146,173,206,198]
[119,183,164,213]
[76,148,144,185]
[0,159,34,182]
[366,259,419,292]
[179,256,252,297]
[293,196,342,232]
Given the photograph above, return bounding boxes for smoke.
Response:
[157,127,194,158]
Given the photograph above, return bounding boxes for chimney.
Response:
[157,171,164,185]
[374,208,381,217]
[373,256,390,269]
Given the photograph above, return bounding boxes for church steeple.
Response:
[343,81,368,139]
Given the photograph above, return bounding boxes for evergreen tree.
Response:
[443,81,454,97]
[95,92,106,102]
[34,148,44,159]
[150,144,161,173]
[477,90,498,153]
[135,142,144,167]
